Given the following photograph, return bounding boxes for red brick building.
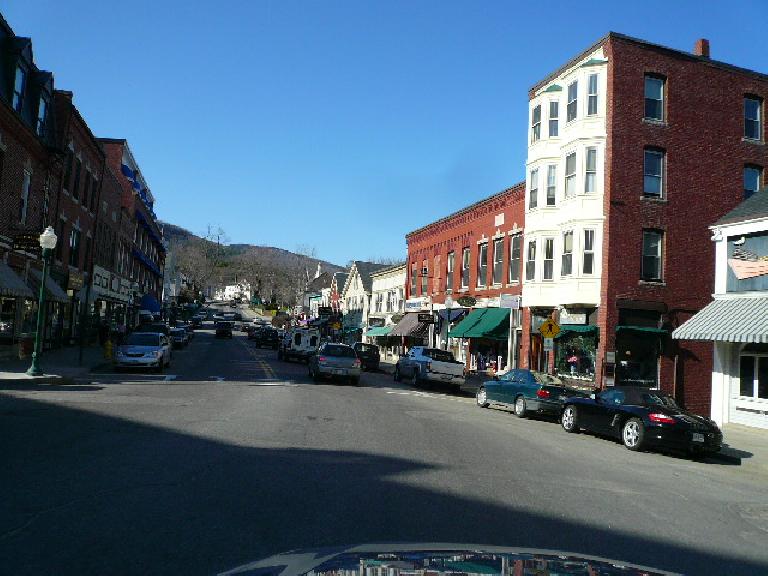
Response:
[523,33,768,413]
[405,183,525,371]
[100,138,165,315]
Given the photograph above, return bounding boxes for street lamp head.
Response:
[39,226,57,250]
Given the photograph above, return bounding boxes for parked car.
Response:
[232,312,243,321]
[353,342,380,371]
[215,321,233,338]
[308,342,361,385]
[278,327,320,362]
[560,386,723,456]
[115,332,171,372]
[170,327,189,348]
[134,322,170,336]
[252,326,279,349]
[174,321,194,340]
[476,369,589,418]
[394,346,465,388]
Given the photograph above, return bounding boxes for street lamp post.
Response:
[27,226,58,376]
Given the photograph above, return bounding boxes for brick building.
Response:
[404,183,525,371]
[99,139,165,317]
[0,15,63,358]
[523,33,768,413]
[51,90,104,343]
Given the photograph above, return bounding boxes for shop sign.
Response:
[368,317,385,328]
[405,297,429,311]
[500,294,522,309]
[457,296,476,307]
[68,271,84,290]
[318,306,333,316]
[12,233,41,255]
[560,309,586,324]
[417,313,435,324]
[543,337,554,352]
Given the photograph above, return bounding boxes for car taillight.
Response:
[354,359,361,367]
[649,413,676,424]
[318,356,327,363]
[536,389,551,398]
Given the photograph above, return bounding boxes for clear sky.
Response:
[3,1,767,265]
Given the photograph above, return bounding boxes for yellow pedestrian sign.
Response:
[539,318,560,339]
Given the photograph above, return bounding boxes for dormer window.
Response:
[12,65,27,113]
[36,95,49,137]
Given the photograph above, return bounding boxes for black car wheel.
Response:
[476,386,489,408]
[394,366,401,381]
[514,395,528,418]
[561,405,579,433]
[622,417,646,451]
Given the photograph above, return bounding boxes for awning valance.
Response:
[672,297,768,343]
[366,326,392,337]
[448,307,510,340]
[617,325,668,335]
[390,312,429,337]
[27,268,69,303]
[555,324,599,338]
[0,262,34,299]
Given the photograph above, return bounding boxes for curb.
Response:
[0,375,77,386]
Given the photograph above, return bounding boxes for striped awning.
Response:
[672,297,768,343]
[0,262,34,299]
[27,268,69,303]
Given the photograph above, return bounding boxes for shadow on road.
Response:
[0,383,104,392]
[1,392,764,576]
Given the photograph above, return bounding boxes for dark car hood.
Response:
[218,544,681,575]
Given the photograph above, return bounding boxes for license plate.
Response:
[692,433,704,443]
[333,369,345,375]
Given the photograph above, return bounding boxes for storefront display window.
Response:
[739,351,768,400]
[20,299,36,334]
[555,331,597,381]
[0,298,16,342]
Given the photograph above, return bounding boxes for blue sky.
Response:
[4,1,767,265]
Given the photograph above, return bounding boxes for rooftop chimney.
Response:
[694,38,710,58]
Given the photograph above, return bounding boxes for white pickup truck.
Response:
[394,346,466,388]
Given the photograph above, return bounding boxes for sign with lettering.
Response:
[499,294,522,309]
[457,296,476,307]
[417,313,435,324]
[12,233,41,255]
[68,271,84,290]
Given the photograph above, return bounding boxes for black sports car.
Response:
[561,386,722,456]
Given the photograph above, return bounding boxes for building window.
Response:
[69,228,81,268]
[83,236,92,270]
[90,176,99,212]
[583,229,595,274]
[531,104,541,143]
[72,158,82,201]
[433,254,441,294]
[644,75,665,121]
[64,151,74,191]
[492,238,504,285]
[509,234,521,283]
[565,152,576,198]
[745,96,762,141]
[561,231,573,276]
[461,248,470,288]
[410,262,417,296]
[543,238,554,281]
[549,101,559,137]
[525,240,536,281]
[529,168,538,209]
[587,74,598,116]
[421,260,428,295]
[477,243,488,287]
[739,355,768,400]
[744,165,763,199]
[584,147,597,193]
[546,165,556,206]
[567,81,577,122]
[36,95,49,137]
[12,65,26,113]
[56,217,65,261]
[18,171,31,224]
[641,230,663,282]
[643,148,664,197]
[82,171,90,208]
[446,251,454,292]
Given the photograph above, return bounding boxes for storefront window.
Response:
[21,299,36,334]
[739,354,768,400]
[555,332,597,381]
[0,298,16,342]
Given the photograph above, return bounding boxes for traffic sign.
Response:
[539,318,560,338]
[543,337,554,352]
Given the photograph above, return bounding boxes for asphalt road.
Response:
[1,311,767,575]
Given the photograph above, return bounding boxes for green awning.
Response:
[616,325,668,334]
[555,324,598,338]
[366,326,392,337]
[448,307,510,340]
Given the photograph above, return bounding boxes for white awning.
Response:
[672,297,768,343]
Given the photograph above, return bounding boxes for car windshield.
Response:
[125,334,160,347]
[422,348,454,362]
[531,371,563,385]
[323,345,356,358]
[642,392,679,409]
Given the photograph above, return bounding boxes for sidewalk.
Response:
[0,344,107,385]
[720,423,768,475]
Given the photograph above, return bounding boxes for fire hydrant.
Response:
[104,339,113,360]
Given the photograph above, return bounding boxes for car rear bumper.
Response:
[424,373,465,386]
[317,366,361,378]
[115,357,160,368]
[526,397,563,415]
[644,425,722,453]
